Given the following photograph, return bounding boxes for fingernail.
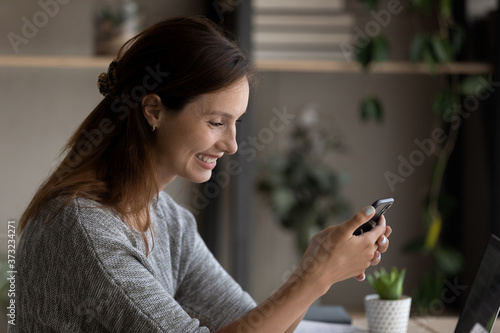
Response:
[381,236,387,245]
[363,206,375,216]
[377,252,382,261]
[359,273,366,282]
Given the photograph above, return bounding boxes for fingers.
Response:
[354,217,392,281]
[344,205,376,235]
[374,214,386,231]
[355,251,381,282]
[385,225,392,237]
[377,234,389,254]
[368,227,390,267]
[370,250,382,265]
[361,215,389,244]
[338,205,393,282]
[355,272,366,282]
[375,220,391,254]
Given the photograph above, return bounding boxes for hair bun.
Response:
[97,58,119,97]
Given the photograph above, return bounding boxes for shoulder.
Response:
[32,196,118,222]
[18,196,150,277]
[21,196,131,247]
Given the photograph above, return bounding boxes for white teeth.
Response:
[196,154,217,163]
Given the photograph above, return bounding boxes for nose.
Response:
[218,126,238,155]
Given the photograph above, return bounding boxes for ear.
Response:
[142,94,162,128]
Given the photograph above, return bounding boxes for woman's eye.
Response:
[210,122,224,127]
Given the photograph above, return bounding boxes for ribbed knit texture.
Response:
[10,191,255,332]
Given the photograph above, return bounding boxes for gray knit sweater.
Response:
[10,191,256,332]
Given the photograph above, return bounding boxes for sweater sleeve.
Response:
[14,198,212,332]
[168,204,257,330]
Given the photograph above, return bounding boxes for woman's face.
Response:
[154,78,249,186]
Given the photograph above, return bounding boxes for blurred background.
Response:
[1,0,499,325]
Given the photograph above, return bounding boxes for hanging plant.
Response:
[356,0,492,311]
[356,0,390,122]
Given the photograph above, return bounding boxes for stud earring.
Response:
[152,125,156,132]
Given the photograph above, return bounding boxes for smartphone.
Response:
[353,198,394,235]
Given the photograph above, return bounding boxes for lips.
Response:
[194,153,221,170]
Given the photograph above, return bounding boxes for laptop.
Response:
[454,234,500,333]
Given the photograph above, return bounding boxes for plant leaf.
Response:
[408,0,433,15]
[432,89,457,117]
[411,270,446,311]
[423,47,437,74]
[359,0,379,11]
[439,0,452,20]
[409,33,431,63]
[460,75,491,96]
[402,237,429,254]
[434,246,464,275]
[271,188,295,218]
[424,216,442,251]
[356,38,373,70]
[368,267,406,300]
[431,35,453,63]
[360,96,383,122]
[356,35,389,69]
[372,34,390,63]
[387,268,405,300]
[450,24,466,56]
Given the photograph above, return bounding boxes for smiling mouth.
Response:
[195,154,218,163]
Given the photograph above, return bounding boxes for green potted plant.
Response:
[365,267,411,333]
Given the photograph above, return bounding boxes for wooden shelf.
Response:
[0,55,493,74]
[0,55,114,69]
[256,59,493,74]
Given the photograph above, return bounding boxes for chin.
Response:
[186,172,212,184]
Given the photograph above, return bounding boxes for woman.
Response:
[13,16,391,332]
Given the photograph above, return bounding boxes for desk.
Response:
[351,315,500,333]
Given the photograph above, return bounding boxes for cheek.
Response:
[188,128,216,149]
[167,132,203,158]
[158,121,215,157]
[156,130,181,157]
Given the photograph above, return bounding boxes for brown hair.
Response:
[19,16,254,255]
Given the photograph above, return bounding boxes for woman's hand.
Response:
[355,215,391,281]
[293,206,392,297]
[215,207,392,333]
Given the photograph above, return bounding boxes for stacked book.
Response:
[252,0,355,62]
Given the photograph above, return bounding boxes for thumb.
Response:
[345,206,376,234]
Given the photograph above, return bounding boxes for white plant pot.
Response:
[364,294,412,333]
